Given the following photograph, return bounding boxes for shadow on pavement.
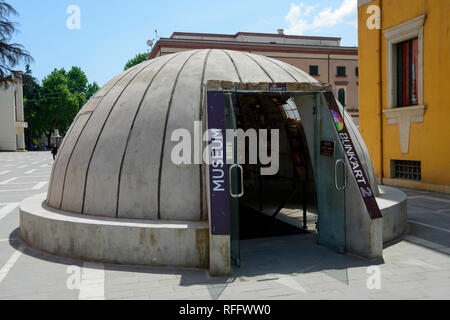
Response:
[10,226,384,300]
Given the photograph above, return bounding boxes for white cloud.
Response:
[285,0,357,35]
[285,3,317,35]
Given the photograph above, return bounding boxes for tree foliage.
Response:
[23,66,99,148]
[0,1,32,82]
[124,52,148,70]
[37,68,80,145]
[86,81,100,100]
[67,66,88,95]
[23,65,42,146]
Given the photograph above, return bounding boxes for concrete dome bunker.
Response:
[19,49,407,276]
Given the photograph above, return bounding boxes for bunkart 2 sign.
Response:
[324,92,383,220]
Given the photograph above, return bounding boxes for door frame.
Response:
[204,84,376,276]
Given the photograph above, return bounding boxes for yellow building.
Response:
[358,0,450,194]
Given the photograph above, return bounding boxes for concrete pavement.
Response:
[0,151,449,300]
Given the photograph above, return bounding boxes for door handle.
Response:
[229,164,244,198]
[334,159,347,191]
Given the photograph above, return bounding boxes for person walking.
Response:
[51,144,58,160]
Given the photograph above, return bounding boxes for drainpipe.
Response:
[378,0,384,184]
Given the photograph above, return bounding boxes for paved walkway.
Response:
[0,152,449,300]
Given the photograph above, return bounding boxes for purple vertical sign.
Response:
[207,91,230,235]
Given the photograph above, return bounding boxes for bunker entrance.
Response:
[207,88,348,270]
[231,93,317,241]
[223,91,337,269]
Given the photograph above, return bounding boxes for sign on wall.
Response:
[320,140,335,157]
[207,91,230,235]
[269,83,287,92]
[324,92,383,220]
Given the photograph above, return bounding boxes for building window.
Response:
[309,65,319,76]
[396,38,419,107]
[355,67,359,77]
[338,89,346,106]
[383,15,426,154]
[337,66,346,77]
[392,160,421,181]
[384,15,425,108]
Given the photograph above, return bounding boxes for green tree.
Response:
[37,68,80,147]
[22,65,41,149]
[24,66,97,148]
[67,66,99,101]
[0,1,32,82]
[67,66,88,95]
[66,67,88,121]
[86,81,100,100]
[124,52,148,70]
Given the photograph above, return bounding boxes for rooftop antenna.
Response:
[146,30,159,50]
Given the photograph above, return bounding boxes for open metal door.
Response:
[225,92,242,268]
[205,90,241,271]
[314,93,347,253]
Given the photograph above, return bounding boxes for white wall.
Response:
[0,83,16,150]
[0,74,25,151]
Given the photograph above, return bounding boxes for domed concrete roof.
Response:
[45,49,328,221]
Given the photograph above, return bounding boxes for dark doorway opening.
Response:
[231,93,317,241]
[239,205,308,239]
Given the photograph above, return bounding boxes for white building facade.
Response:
[0,72,27,151]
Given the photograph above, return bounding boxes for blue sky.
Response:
[9,0,358,86]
